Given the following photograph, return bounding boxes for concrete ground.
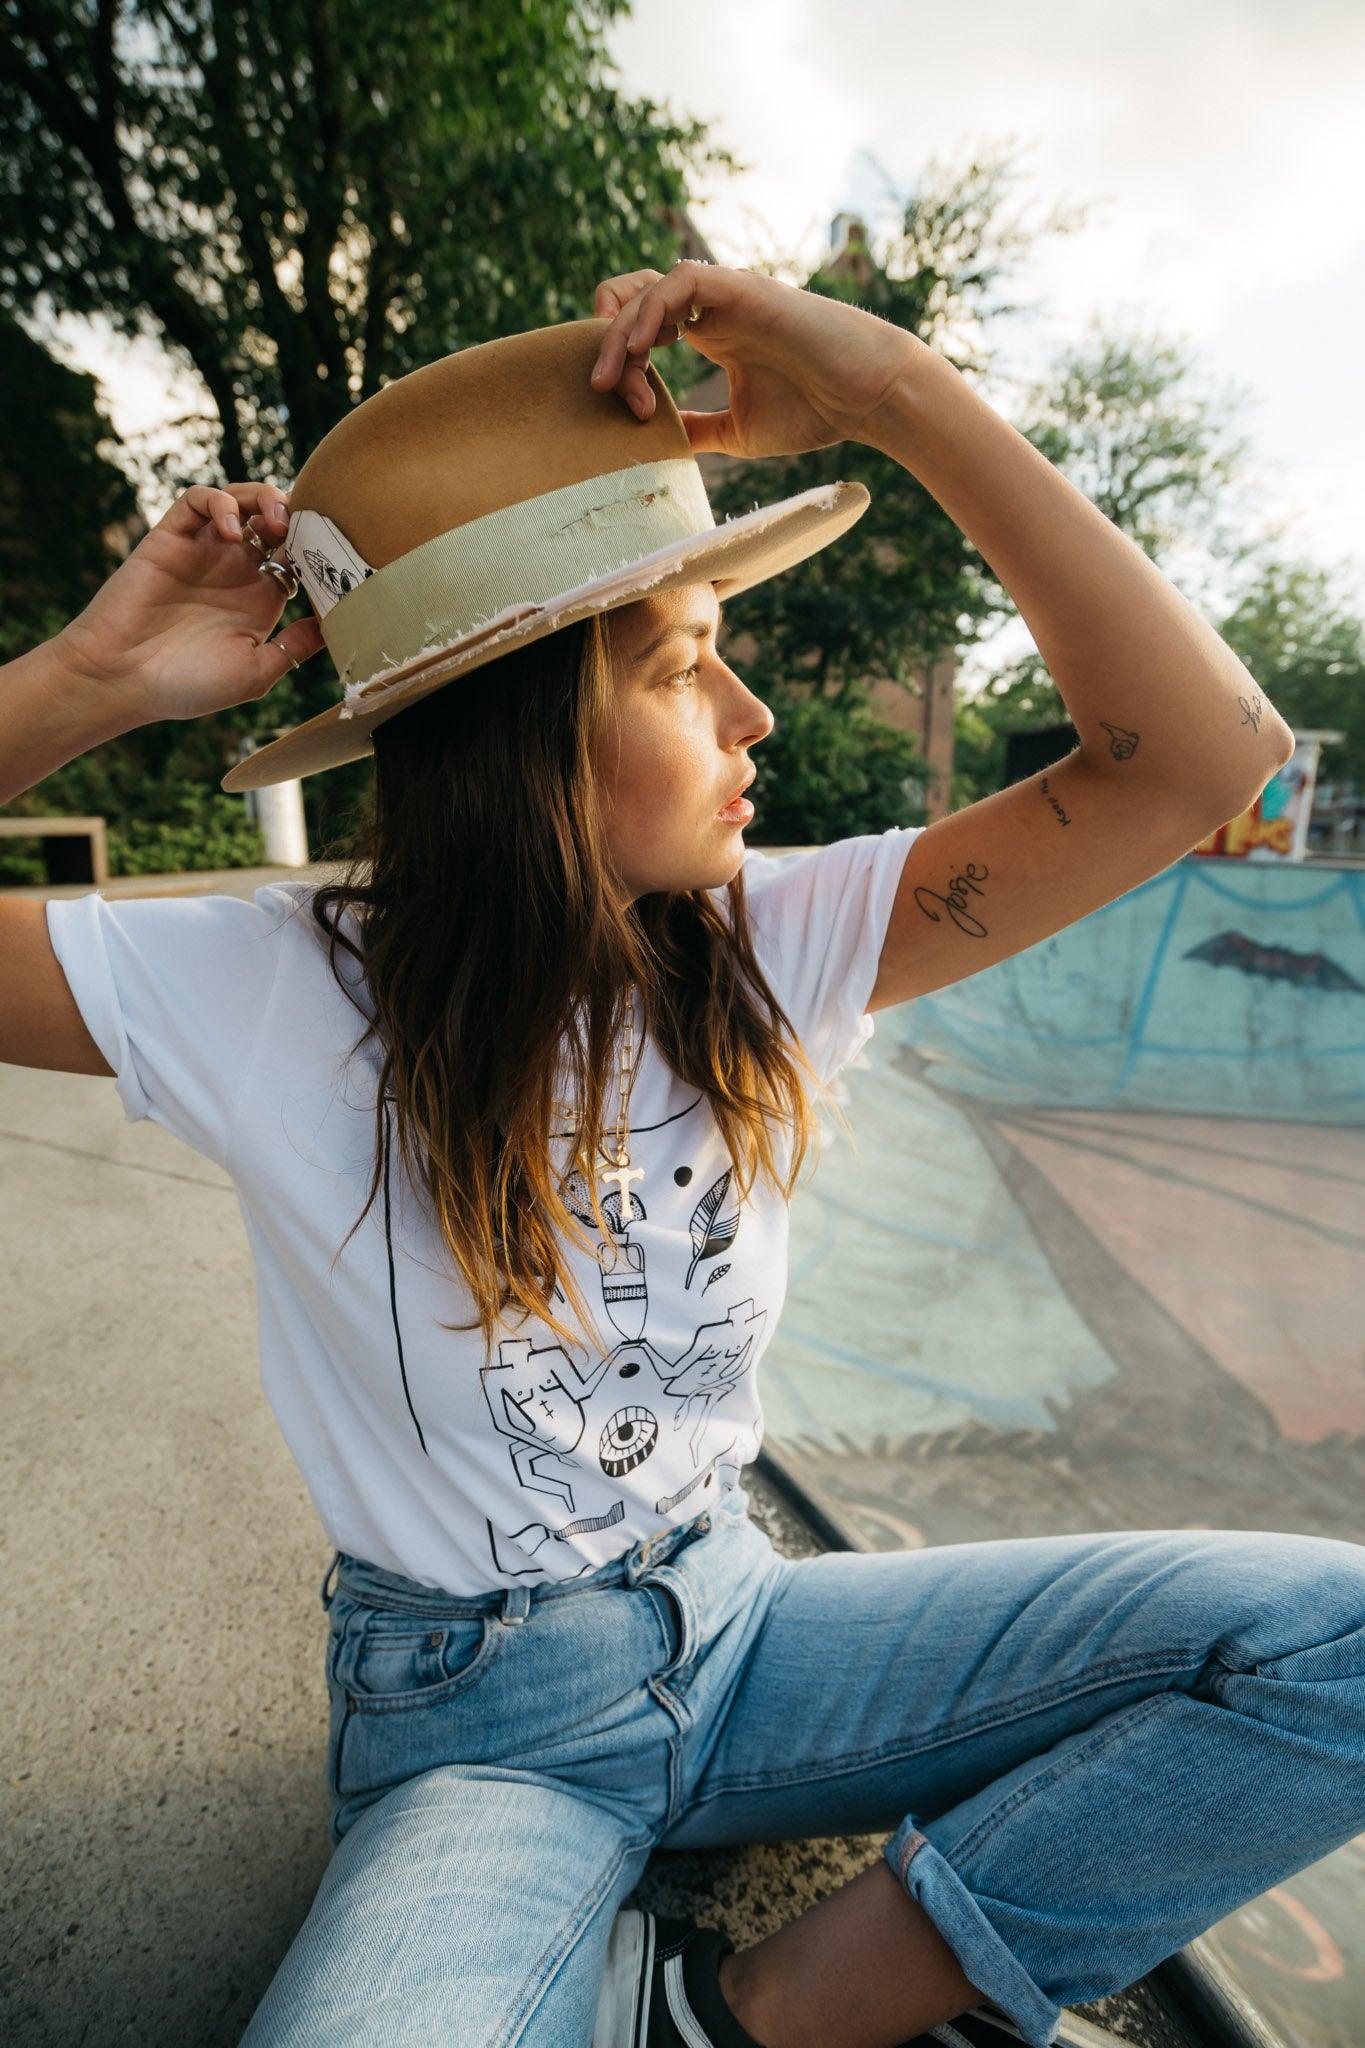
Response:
[0,866,1199,2046]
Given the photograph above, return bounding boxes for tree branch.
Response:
[11,0,247,474]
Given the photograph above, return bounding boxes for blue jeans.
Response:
[240,1486,1365,2048]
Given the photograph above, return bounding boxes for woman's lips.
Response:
[716,794,755,823]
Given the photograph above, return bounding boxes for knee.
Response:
[1190,1530,1365,1676]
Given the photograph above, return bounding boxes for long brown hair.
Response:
[310,602,845,1366]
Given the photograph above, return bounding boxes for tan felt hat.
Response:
[221,315,870,793]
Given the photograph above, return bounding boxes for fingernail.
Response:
[272,502,288,525]
[224,514,242,537]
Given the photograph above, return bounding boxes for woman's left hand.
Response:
[589,260,914,459]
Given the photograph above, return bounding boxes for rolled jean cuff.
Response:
[883,1818,1062,2048]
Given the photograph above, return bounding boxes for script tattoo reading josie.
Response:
[913,863,990,939]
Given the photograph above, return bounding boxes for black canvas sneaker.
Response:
[591,1906,1132,2048]
[591,1908,765,2047]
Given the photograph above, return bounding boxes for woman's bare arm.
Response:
[0,636,148,808]
[0,479,323,1075]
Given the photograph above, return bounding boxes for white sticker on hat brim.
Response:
[287,509,375,616]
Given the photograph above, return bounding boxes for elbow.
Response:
[1259,717,1299,782]
[1215,723,1297,819]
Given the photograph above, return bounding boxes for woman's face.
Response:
[596,581,774,903]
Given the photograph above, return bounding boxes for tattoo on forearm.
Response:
[914,862,990,938]
[1041,775,1071,826]
[1239,692,1263,733]
[1100,720,1141,761]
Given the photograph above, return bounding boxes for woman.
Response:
[3,262,1361,2048]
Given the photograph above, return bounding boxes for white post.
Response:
[233,737,311,867]
[255,776,310,866]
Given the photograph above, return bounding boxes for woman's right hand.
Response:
[51,481,327,724]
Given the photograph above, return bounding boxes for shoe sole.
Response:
[929,2010,1140,2048]
[592,1906,654,2048]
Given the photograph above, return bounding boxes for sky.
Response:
[44,0,1365,667]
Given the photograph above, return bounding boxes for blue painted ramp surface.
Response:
[892,855,1365,1124]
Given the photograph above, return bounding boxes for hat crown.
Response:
[220,315,871,795]
[291,318,690,570]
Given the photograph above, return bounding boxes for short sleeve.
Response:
[735,824,926,1088]
[43,883,302,1169]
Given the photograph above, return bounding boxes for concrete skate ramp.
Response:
[761,852,1365,2048]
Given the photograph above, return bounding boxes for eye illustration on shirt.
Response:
[599,1405,659,1476]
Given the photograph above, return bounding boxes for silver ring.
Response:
[242,525,272,558]
[259,554,301,601]
[271,639,301,673]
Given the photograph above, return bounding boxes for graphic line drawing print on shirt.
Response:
[375,1073,763,1579]
[473,1093,766,1579]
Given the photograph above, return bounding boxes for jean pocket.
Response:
[333,1602,506,1714]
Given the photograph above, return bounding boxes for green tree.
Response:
[746,687,928,847]
[951,318,1365,806]
[0,311,142,660]
[1009,318,1260,579]
[1219,555,1365,791]
[1,0,739,870]
[1,0,736,482]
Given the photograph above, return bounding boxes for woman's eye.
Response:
[666,663,700,689]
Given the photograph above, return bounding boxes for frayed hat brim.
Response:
[222,477,869,793]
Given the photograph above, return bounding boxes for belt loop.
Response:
[500,1584,532,1626]
[319,1550,342,1611]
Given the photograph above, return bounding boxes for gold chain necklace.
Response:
[553,988,644,1224]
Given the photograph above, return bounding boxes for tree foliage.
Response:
[1013,319,1259,570]
[951,319,1365,806]
[1,0,737,482]
[1220,555,1365,790]
[0,310,142,654]
[1,0,740,870]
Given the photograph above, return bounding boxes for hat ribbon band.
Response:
[322,457,715,696]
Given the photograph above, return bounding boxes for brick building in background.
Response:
[662,205,958,824]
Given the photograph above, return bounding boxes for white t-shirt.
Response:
[45,826,922,1593]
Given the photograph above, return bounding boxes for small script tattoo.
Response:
[1100,720,1141,761]
[914,861,990,939]
[1041,774,1071,826]
[1239,692,1263,733]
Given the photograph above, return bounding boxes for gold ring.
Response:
[242,526,272,557]
[271,640,300,673]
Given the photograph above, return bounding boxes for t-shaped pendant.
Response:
[601,1158,644,1225]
